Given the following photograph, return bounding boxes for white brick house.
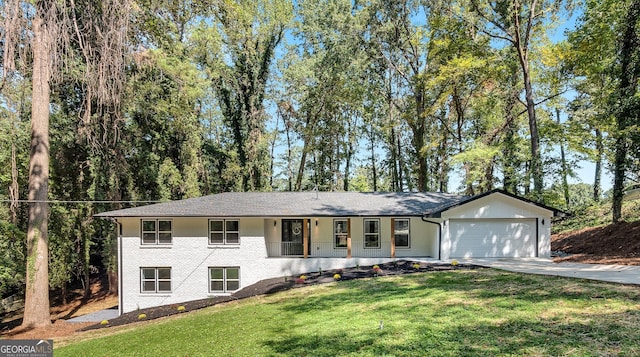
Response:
[96,190,562,314]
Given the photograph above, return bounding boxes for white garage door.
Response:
[449,219,537,258]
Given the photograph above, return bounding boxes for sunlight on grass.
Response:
[56,269,640,356]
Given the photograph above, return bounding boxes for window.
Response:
[209,267,240,293]
[209,220,239,244]
[141,267,171,293]
[141,220,172,244]
[394,218,410,248]
[364,219,380,248]
[334,219,348,248]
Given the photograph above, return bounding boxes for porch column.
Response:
[390,218,396,258]
[347,218,352,258]
[303,219,309,259]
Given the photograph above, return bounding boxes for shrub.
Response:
[138,313,147,320]
[372,265,382,275]
[333,273,341,280]
[177,305,185,312]
[100,320,109,325]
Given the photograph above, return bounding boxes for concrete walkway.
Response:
[67,308,119,323]
[458,258,640,285]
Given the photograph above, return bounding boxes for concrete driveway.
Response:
[458,258,640,285]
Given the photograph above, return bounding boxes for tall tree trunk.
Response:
[412,86,427,192]
[370,132,378,191]
[512,2,543,200]
[612,0,640,222]
[285,122,293,192]
[269,117,278,189]
[557,108,570,208]
[295,114,313,191]
[517,49,543,200]
[502,67,520,194]
[593,128,603,202]
[343,122,353,191]
[22,2,52,328]
[390,127,399,192]
[396,132,405,191]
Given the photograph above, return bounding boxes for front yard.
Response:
[56,269,640,356]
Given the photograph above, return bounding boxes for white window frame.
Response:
[334,219,348,248]
[394,218,410,248]
[141,219,172,245]
[209,267,240,293]
[209,219,240,245]
[363,218,380,249]
[140,267,171,293]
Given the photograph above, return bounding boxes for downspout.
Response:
[108,217,123,316]
[535,218,539,258]
[421,216,442,260]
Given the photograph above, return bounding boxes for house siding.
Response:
[118,216,437,313]
[440,193,552,259]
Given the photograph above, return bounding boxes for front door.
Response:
[281,219,309,256]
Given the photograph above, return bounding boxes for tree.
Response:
[22,0,55,329]
[211,0,292,191]
[463,0,574,200]
[566,0,621,203]
[611,0,640,222]
[362,0,446,192]
[277,0,367,191]
[2,0,130,328]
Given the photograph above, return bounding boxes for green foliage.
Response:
[0,220,26,297]
[157,158,183,201]
[552,199,640,234]
[4,0,640,302]
[544,183,596,212]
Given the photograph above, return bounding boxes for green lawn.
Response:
[56,269,640,356]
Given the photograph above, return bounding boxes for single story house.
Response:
[95,189,563,314]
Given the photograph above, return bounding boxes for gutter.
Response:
[421,216,442,260]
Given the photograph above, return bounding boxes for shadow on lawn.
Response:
[260,273,640,357]
[261,311,636,357]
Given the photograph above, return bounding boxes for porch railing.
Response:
[267,241,388,258]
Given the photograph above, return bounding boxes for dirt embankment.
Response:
[552,220,640,266]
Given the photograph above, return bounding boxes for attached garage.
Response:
[424,190,563,260]
[448,218,537,258]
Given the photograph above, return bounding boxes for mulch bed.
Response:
[81,260,481,331]
[552,220,640,266]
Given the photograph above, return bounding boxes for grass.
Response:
[55,269,640,356]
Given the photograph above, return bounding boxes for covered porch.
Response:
[263,216,438,259]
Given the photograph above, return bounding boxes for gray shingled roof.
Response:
[94,191,467,218]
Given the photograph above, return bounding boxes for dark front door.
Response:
[281,219,309,256]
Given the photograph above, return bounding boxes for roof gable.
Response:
[424,189,566,218]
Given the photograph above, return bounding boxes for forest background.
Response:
[1,0,639,327]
